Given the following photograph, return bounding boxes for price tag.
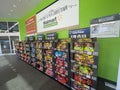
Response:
[71,60,75,62]
[91,87,96,90]
[71,87,75,90]
[76,50,80,53]
[86,75,91,78]
[54,48,57,50]
[93,52,98,56]
[86,85,90,89]
[87,52,92,55]
[71,69,75,73]
[92,65,97,69]
[71,78,75,81]
[92,76,97,81]
[71,50,75,53]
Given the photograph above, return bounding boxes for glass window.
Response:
[0,21,19,33]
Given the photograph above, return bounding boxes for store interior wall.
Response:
[0,18,19,22]
[18,0,120,82]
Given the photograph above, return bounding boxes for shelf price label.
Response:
[86,75,91,79]
[91,87,96,90]
[92,76,97,81]
[93,52,98,56]
[92,65,97,69]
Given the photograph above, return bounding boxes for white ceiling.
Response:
[0,0,43,19]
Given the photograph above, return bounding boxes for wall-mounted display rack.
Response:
[36,34,45,71]
[15,28,98,90]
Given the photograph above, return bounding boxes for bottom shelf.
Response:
[55,78,70,88]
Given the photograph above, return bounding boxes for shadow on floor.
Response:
[3,55,69,90]
[0,65,17,85]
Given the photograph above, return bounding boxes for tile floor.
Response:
[0,55,115,90]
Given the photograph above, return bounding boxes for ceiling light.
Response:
[10,10,13,12]
[8,13,11,15]
[13,4,17,8]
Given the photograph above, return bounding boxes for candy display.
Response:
[36,61,43,71]
[44,40,55,77]
[73,42,83,51]
[15,41,20,57]
[29,41,36,67]
[54,39,71,87]
[15,32,98,90]
[36,42,42,48]
[84,43,94,53]
[37,53,42,60]
[72,63,79,72]
[44,42,52,49]
[79,65,93,75]
[17,41,25,60]
[35,34,45,71]
[23,53,27,61]
[73,54,94,65]
[82,38,92,42]
[56,41,67,51]
[31,58,37,67]
[43,33,57,77]
[57,75,69,85]
[70,37,98,90]
[73,74,93,86]
[25,42,31,62]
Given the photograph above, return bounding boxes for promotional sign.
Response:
[69,28,90,39]
[37,34,44,41]
[29,36,35,41]
[46,33,57,40]
[90,14,120,38]
[36,0,79,33]
[26,16,36,35]
[25,37,29,42]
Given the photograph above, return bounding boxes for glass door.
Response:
[0,36,10,54]
[0,36,19,55]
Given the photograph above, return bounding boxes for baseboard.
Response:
[98,77,116,90]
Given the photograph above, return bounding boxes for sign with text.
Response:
[26,16,36,35]
[90,14,120,38]
[46,33,57,40]
[37,34,44,41]
[69,28,90,39]
[29,36,35,41]
[36,0,79,33]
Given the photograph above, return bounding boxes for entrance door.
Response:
[0,36,19,55]
[1,40,10,54]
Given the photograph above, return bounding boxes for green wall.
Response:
[19,0,120,82]
[80,0,120,82]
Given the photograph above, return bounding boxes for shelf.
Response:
[54,79,70,88]
[71,50,98,56]
[71,69,97,82]
[71,60,98,69]
[54,48,69,52]
[55,72,68,77]
[55,64,68,69]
